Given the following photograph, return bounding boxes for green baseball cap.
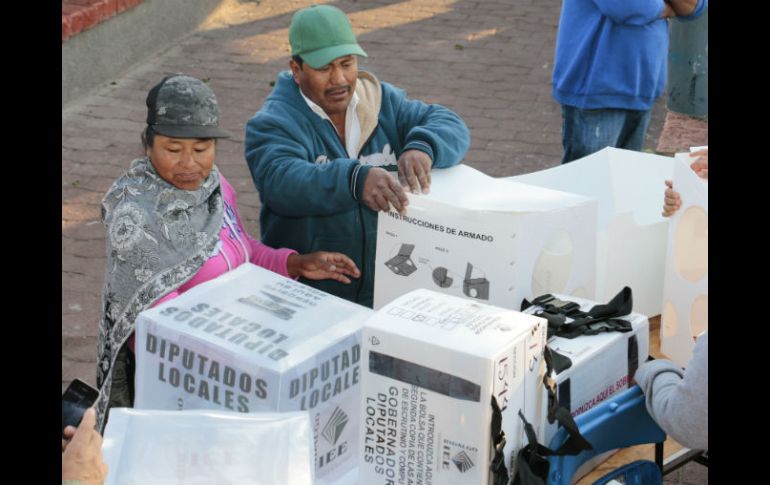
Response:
[289,5,368,69]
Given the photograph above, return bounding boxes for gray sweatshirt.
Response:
[634,332,708,450]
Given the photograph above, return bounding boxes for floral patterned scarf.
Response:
[94,157,223,430]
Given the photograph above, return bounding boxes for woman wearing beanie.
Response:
[92,74,360,430]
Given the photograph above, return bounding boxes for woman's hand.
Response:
[287,252,361,284]
[662,180,682,217]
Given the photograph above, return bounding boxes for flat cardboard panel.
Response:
[660,152,708,367]
[511,148,675,316]
[375,164,597,312]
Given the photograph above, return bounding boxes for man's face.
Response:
[290,55,358,117]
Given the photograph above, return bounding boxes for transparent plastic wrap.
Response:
[102,408,313,485]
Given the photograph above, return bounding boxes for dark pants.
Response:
[560,105,651,164]
[108,344,135,409]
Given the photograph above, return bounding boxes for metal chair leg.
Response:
[662,448,705,475]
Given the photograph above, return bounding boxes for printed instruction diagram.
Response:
[383,243,491,300]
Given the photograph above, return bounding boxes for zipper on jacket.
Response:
[355,204,366,304]
[324,115,379,305]
[353,125,378,305]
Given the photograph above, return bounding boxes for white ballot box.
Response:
[358,289,547,485]
[512,147,674,317]
[133,263,373,484]
[102,409,314,485]
[521,293,649,445]
[375,164,597,312]
[660,151,708,367]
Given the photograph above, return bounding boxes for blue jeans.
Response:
[560,105,651,164]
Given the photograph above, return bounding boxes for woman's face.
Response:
[149,135,216,191]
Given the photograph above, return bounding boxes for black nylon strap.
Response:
[627,334,639,389]
[513,409,550,485]
[524,287,635,339]
[542,348,591,452]
[552,317,632,339]
[512,345,593,484]
[490,396,509,485]
[549,348,573,374]
[548,406,593,455]
[586,286,633,318]
[558,378,571,413]
[543,347,557,423]
[512,408,593,485]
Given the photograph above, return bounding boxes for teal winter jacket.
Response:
[244,70,469,307]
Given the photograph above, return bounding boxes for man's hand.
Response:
[660,3,676,18]
[62,425,77,451]
[288,252,361,284]
[62,408,109,485]
[689,149,708,179]
[662,180,682,217]
[665,0,698,17]
[361,167,409,214]
[397,149,433,194]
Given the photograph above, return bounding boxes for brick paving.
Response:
[656,111,709,155]
[62,0,674,391]
[62,2,706,481]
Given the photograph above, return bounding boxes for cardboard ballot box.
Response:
[521,293,649,446]
[134,263,373,484]
[358,289,547,485]
[660,151,708,368]
[374,164,597,311]
[512,147,675,317]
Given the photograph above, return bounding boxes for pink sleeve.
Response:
[220,174,298,278]
[153,290,181,307]
[250,242,297,279]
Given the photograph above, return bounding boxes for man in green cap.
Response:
[244,4,470,308]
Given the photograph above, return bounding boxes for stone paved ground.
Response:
[62,0,665,389]
[63,2,707,481]
[656,111,708,154]
[62,0,670,392]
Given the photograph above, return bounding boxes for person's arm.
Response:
[660,3,676,18]
[287,252,361,284]
[222,174,361,281]
[667,0,708,19]
[592,0,669,25]
[244,112,364,217]
[62,408,109,485]
[217,174,297,277]
[634,333,708,450]
[665,0,698,16]
[388,83,470,193]
[246,107,409,215]
[392,85,469,169]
